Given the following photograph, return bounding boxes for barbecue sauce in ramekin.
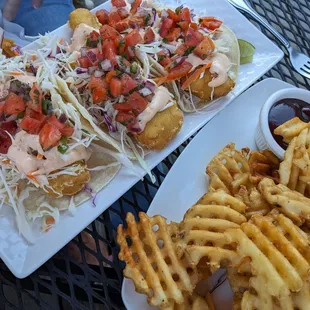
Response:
[268,98,310,150]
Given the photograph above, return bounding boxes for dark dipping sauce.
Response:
[268,98,310,150]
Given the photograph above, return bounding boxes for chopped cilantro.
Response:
[34,89,40,95]
[144,14,151,25]
[42,99,52,115]
[199,18,203,23]
[58,144,69,154]
[130,62,138,74]
[17,112,24,119]
[184,46,195,56]
[162,38,168,44]
[60,136,68,144]
[157,55,165,62]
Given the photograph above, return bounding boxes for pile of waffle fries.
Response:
[117,117,310,310]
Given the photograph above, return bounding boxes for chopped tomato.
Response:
[115,19,130,32]
[60,126,74,137]
[125,29,143,46]
[190,22,198,30]
[164,28,181,42]
[102,41,117,65]
[121,74,138,94]
[19,116,43,134]
[89,31,100,43]
[105,70,118,83]
[167,61,193,80]
[113,103,133,112]
[127,92,147,116]
[112,0,126,7]
[39,123,62,150]
[124,46,135,60]
[100,25,120,40]
[47,115,65,130]
[109,11,122,26]
[116,111,135,126]
[160,18,174,38]
[25,107,47,124]
[185,27,203,47]
[0,102,5,117]
[26,99,42,114]
[128,16,145,28]
[175,44,187,56]
[178,21,189,31]
[110,77,122,97]
[4,93,25,115]
[200,17,222,30]
[78,56,91,68]
[167,9,180,22]
[117,8,129,19]
[194,37,215,59]
[0,129,12,154]
[157,51,171,67]
[0,120,17,135]
[96,9,109,25]
[179,7,191,23]
[144,27,155,43]
[130,0,142,14]
[89,76,108,103]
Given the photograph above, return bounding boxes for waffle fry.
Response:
[274,117,309,143]
[279,128,310,197]
[117,212,200,309]
[206,143,252,195]
[259,177,310,226]
[225,212,310,309]
[170,292,214,310]
[178,203,246,273]
[248,150,280,185]
[235,186,272,218]
[197,190,247,214]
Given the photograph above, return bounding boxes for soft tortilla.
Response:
[22,149,121,212]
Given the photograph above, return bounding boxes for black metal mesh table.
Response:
[1,0,310,309]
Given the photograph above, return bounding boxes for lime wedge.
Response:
[238,39,255,64]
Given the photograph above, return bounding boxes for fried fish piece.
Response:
[136,103,184,150]
[68,8,101,30]
[47,161,90,197]
[190,69,235,102]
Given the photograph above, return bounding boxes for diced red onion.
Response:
[150,8,157,27]
[139,87,152,96]
[59,114,67,123]
[29,64,37,75]
[88,66,97,74]
[76,68,88,74]
[5,114,17,122]
[80,47,87,57]
[11,45,23,55]
[129,124,142,133]
[145,80,156,93]
[86,51,97,64]
[161,10,168,18]
[173,56,186,68]
[103,113,117,133]
[100,59,112,71]
[190,9,196,19]
[137,7,148,16]
[94,70,104,78]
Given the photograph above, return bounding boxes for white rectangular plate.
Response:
[122,78,295,309]
[0,0,283,278]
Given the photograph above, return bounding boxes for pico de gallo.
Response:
[60,0,235,139]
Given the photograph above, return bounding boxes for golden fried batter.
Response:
[68,8,101,30]
[136,103,184,150]
[48,162,90,197]
[190,69,235,102]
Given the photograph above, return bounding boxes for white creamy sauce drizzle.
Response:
[208,53,231,88]
[0,80,10,99]
[186,54,212,72]
[66,24,99,53]
[137,86,173,131]
[7,131,91,176]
